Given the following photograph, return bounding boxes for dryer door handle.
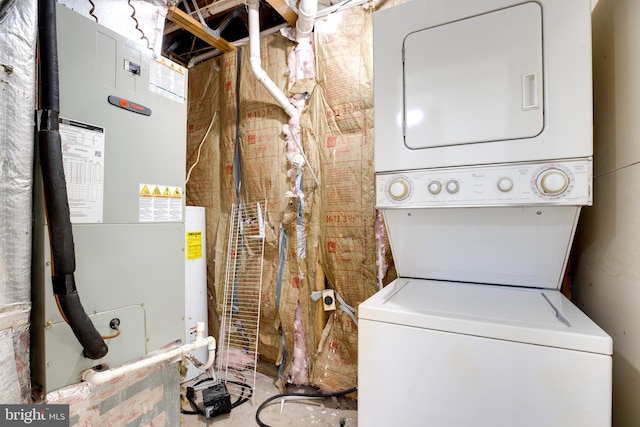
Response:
[522,72,539,110]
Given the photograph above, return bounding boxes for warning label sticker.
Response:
[186,231,203,260]
[139,183,183,222]
[149,57,186,104]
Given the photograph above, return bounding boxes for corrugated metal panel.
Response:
[0,0,37,403]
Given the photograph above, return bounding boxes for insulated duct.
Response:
[37,0,108,360]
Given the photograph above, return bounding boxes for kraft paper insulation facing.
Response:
[186,5,395,392]
[0,0,37,403]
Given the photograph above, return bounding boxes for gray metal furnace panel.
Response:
[56,3,187,225]
[32,3,188,393]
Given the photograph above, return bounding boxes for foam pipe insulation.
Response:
[37,0,108,360]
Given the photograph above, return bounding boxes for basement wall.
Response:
[573,0,640,426]
[185,5,389,392]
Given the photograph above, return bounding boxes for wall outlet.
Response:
[322,289,336,311]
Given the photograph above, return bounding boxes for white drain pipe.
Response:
[296,0,317,41]
[294,0,317,82]
[247,0,299,119]
[81,322,215,385]
[247,0,320,186]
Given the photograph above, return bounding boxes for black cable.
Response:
[38,0,108,361]
[255,387,357,427]
[181,377,254,416]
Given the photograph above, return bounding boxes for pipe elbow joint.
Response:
[82,368,112,385]
[249,58,267,81]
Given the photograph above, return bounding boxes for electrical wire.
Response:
[128,0,152,50]
[255,387,358,427]
[185,110,218,184]
[101,325,121,339]
[181,377,254,417]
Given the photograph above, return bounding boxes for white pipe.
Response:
[187,23,288,68]
[81,322,216,385]
[247,0,299,120]
[296,0,318,40]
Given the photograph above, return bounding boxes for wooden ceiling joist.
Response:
[164,0,246,36]
[166,5,237,53]
[266,0,298,27]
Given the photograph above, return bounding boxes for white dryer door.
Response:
[403,2,543,149]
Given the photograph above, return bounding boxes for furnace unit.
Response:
[32,4,188,393]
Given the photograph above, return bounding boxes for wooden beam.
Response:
[266,0,298,27]
[166,5,237,53]
[164,0,246,36]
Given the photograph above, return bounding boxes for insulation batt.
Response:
[374,210,388,290]
[288,302,309,384]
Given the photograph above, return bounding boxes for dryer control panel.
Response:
[376,159,592,208]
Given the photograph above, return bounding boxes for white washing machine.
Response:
[359,0,613,426]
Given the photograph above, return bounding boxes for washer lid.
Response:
[358,279,612,355]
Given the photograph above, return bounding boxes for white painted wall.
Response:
[573,0,640,426]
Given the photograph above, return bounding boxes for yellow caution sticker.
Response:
[186,231,203,260]
[140,185,151,196]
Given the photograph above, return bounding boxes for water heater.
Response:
[32,4,188,393]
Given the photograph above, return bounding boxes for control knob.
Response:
[537,169,570,196]
[497,177,513,192]
[445,180,460,194]
[428,181,442,195]
[388,177,411,201]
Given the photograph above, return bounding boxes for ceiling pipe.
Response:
[187,23,288,68]
[294,0,317,82]
[247,0,320,186]
[296,0,317,41]
[247,0,299,119]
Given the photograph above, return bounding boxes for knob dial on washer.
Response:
[428,181,442,195]
[388,178,411,200]
[497,177,514,192]
[445,180,460,194]
[537,169,569,195]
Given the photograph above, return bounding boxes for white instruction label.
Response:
[139,184,183,222]
[59,118,105,223]
[149,56,186,103]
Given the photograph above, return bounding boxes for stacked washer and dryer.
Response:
[358,0,613,426]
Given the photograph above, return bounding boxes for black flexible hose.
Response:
[255,387,358,427]
[37,0,108,360]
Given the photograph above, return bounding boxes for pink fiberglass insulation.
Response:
[375,210,388,290]
[288,302,309,384]
[216,321,256,372]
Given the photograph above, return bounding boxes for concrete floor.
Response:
[180,371,358,427]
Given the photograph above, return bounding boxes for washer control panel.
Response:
[377,159,592,208]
